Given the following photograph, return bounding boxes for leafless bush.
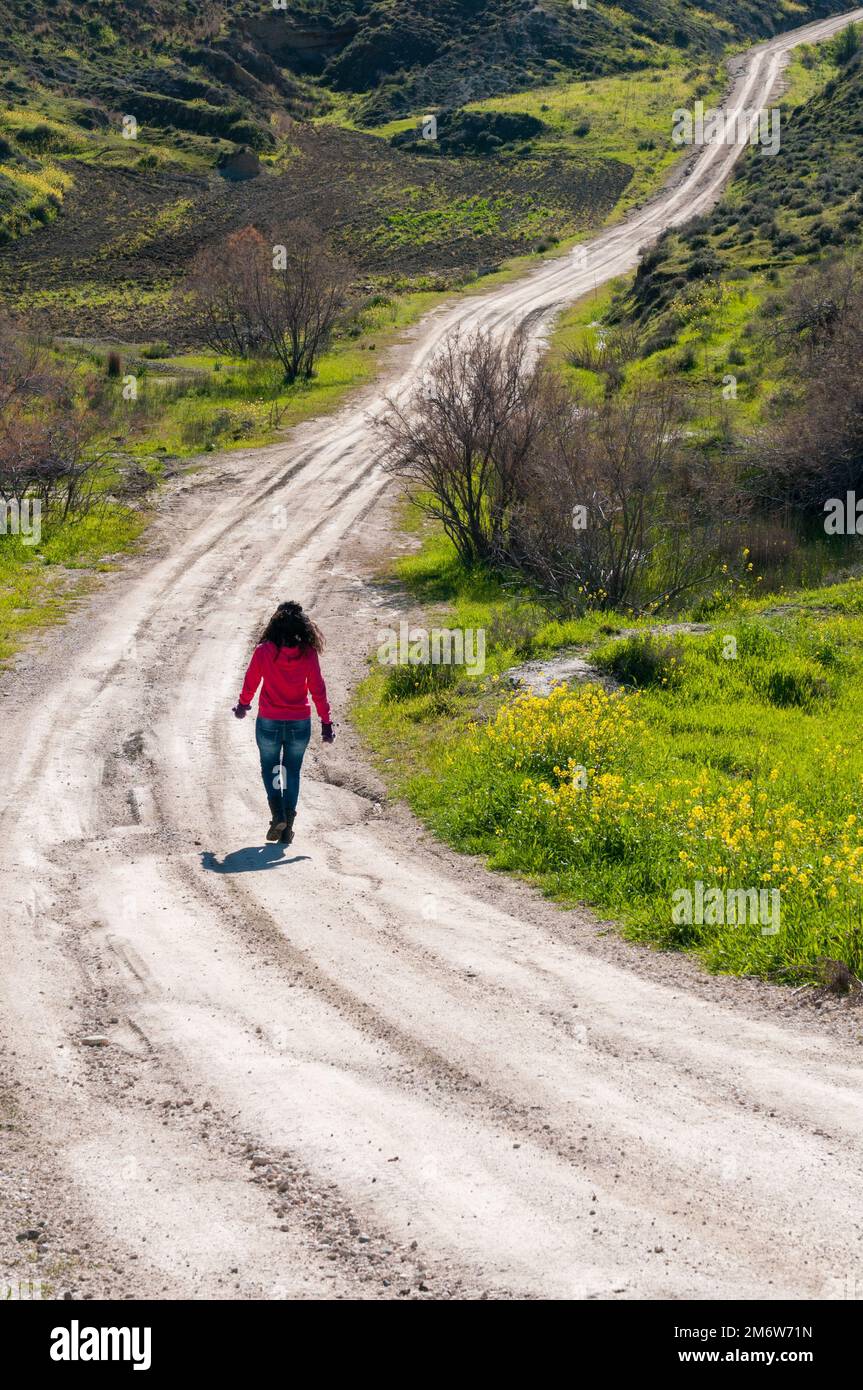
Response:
[185,226,272,359]
[759,261,863,510]
[379,327,738,611]
[506,378,734,610]
[378,327,546,567]
[185,222,350,382]
[0,314,56,416]
[0,314,107,521]
[771,257,858,361]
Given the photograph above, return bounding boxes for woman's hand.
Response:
[322,722,335,743]
[233,703,250,719]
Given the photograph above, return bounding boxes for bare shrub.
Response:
[506,378,735,611]
[771,258,858,361]
[185,222,350,382]
[378,327,546,567]
[380,327,737,611]
[0,314,107,521]
[760,262,863,510]
[185,226,272,358]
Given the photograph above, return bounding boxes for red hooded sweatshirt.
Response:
[238,642,331,722]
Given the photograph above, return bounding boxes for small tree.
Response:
[377,327,546,566]
[185,222,349,382]
[185,226,272,358]
[254,221,349,383]
[0,314,107,522]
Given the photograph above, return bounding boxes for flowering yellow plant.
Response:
[450,680,863,975]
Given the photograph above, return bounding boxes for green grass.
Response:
[372,193,511,249]
[122,345,377,455]
[101,197,197,258]
[0,288,442,662]
[15,281,176,316]
[0,503,148,665]
[780,38,841,108]
[0,163,70,236]
[354,513,863,983]
[370,60,726,218]
[109,287,443,457]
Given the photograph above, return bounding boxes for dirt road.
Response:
[3,11,863,1301]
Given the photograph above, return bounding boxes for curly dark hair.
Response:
[258,601,324,653]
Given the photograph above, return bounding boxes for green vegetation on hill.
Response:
[354,560,863,982]
[2,0,855,153]
[276,0,855,124]
[353,25,863,986]
[634,48,863,292]
[615,33,863,403]
[1,1,852,339]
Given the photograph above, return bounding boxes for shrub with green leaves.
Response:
[597,633,685,689]
[382,660,457,702]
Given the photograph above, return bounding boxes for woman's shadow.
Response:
[201,844,311,874]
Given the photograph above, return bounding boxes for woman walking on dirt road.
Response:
[233,601,334,844]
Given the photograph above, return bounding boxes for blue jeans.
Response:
[255,717,311,816]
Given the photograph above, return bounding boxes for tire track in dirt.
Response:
[2,11,863,1301]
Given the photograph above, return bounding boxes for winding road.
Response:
[3,10,863,1300]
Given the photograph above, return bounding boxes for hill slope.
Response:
[0,1,857,341]
[628,39,863,328]
[1,0,855,131]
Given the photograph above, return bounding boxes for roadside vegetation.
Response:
[0,316,149,663]
[356,28,863,987]
[0,265,439,664]
[5,3,863,987]
[356,493,863,985]
[107,282,441,458]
